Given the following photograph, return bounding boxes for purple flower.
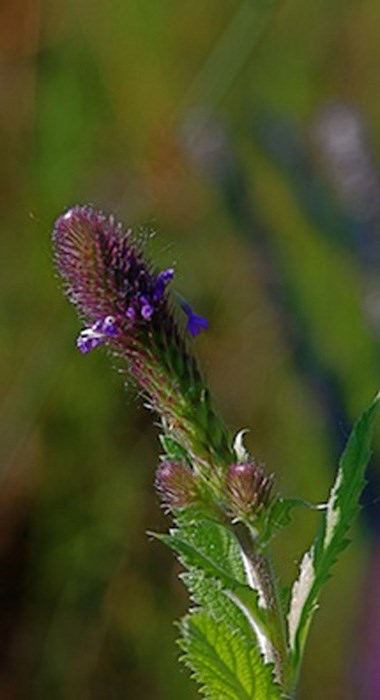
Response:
[180,301,209,337]
[153,268,174,301]
[140,296,154,320]
[77,315,119,354]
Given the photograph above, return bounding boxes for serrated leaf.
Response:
[156,530,244,589]
[154,526,267,634]
[174,513,247,583]
[180,610,283,700]
[182,568,256,644]
[177,517,261,647]
[152,515,280,666]
[288,393,379,667]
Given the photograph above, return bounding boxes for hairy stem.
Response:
[234,525,292,692]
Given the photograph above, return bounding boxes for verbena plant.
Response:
[52,205,378,699]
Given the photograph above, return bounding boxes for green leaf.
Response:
[182,568,256,644]
[172,515,260,645]
[156,531,244,590]
[288,393,379,668]
[174,513,247,582]
[154,520,268,633]
[180,610,283,699]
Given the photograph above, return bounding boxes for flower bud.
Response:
[155,461,198,510]
[226,461,273,518]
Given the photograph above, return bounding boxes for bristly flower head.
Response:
[226,461,273,520]
[155,460,199,510]
[53,205,233,470]
[53,206,174,347]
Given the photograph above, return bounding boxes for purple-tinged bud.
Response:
[155,460,198,510]
[226,461,273,518]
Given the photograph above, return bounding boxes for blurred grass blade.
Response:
[181,0,280,113]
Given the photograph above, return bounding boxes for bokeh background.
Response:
[2,1,380,698]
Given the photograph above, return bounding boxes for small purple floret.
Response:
[126,306,136,321]
[100,316,119,337]
[140,297,154,320]
[77,333,104,354]
[187,313,209,337]
[153,268,174,301]
[77,315,119,354]
[180,301,209,337]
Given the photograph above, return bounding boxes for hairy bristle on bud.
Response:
[155,461,198,510]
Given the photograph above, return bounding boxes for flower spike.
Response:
[53,205,232,470]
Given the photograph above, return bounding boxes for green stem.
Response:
[234,525,294,694]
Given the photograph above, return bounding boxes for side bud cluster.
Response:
[155,454,274,524]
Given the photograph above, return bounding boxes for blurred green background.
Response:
[2,1,380,698]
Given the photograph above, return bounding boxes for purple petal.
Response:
[99,315,119,337]
[187,312,209,337]
[77,329,104,354]
[153,268,174,301]
[76,316,119,353]
[141,303,154,320]
[139,296,153,320]
[159,268,174,284]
